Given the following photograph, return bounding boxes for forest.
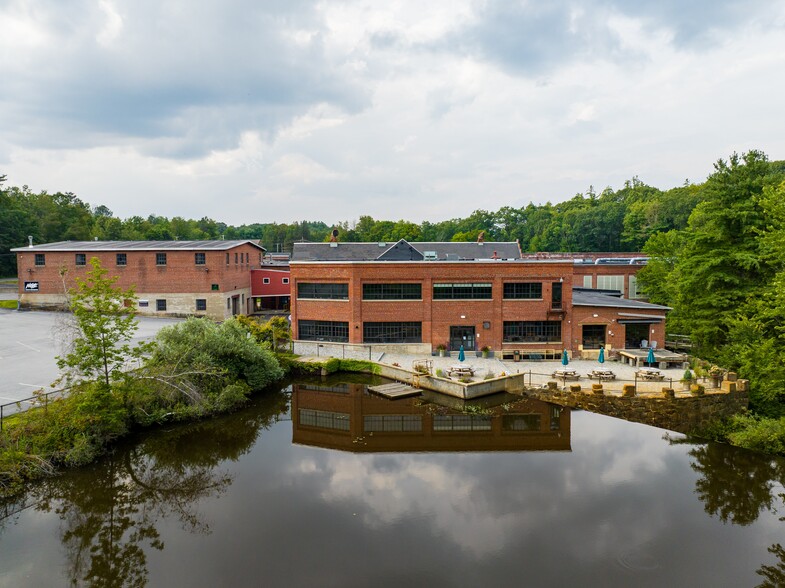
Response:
[3,150,785,449]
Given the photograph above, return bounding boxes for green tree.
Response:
[57,258,149,389]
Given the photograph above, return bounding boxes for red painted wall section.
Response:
[251,268,291,296]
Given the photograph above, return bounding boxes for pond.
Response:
[1,374,784,587]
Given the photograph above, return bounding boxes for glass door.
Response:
[450,326,476,351]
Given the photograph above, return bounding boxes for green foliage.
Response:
[57,257,151,389]
[234,314,292,351]
[149,317,284,393]
[0,300,16,309]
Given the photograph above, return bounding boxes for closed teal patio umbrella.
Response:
[458,345,465,362]
[598,347,605,364]
[561,349,569,366]
[646,347,655,366]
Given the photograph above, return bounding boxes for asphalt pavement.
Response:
[0,309,182,405]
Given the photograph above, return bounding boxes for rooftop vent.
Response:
[378,242,386,247]
[424,251,437,260]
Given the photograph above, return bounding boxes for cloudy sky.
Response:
[3,0,785,226]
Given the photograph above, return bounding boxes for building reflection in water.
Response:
[291,382,571,453]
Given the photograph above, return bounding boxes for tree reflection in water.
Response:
[669,434,785,587]
[14,390,289,587]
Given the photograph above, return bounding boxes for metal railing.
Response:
[0,387,70,432]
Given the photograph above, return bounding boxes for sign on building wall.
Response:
[24,281,39,292]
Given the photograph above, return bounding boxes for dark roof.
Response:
[572,289,671,311]
[12,240,266,252]
[291,240,522,262]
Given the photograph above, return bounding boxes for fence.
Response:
[0,387,70,432]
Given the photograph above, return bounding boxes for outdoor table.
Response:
[551,369,580,380]
[636,368,665,381]
[448,365,475,377]
[588,370,616,381]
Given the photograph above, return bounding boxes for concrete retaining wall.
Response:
[294,341,431,361]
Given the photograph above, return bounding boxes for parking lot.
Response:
[0,309,182,405]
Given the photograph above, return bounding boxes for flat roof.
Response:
[12,240,266,252]
[572,289,671,311]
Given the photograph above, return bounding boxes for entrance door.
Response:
[232,296,239,315]
[450,326,476,351]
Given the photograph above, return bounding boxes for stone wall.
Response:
[522,385,749,434]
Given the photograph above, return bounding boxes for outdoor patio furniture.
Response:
[551,369,580,380]
[635,368,665,381]
[588,369,616,381]
[447,365,475,377]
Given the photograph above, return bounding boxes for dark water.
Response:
[1,375,784,587]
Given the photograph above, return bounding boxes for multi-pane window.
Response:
[235,252,238,264]
[503,321,562,343]
[552,282,563,309]
[195,299,207,311]
[364,415,423,432]
[34,254,45,266]
[629,275,644,299]
[298,320,349,342]
[582,325,606,349]
[156,299,167,311]
[502,414,542,431]
[433,415,492,431]
[363,283,422,300]
[226,253,229,265]
[299,409,350,431]
[433,283,492,299]
[116,253,127,266]
[75,253,86,266]
[503,282,542,299]
[297,283,349,300]
[597,275,624,293]
[195,252,206,265]
[363,322,422,343]
[156,253,167,266]
[583,275,593,288]
[282,278,289,284]
[263,278,270,284]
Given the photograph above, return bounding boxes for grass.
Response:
[0,300,18,309]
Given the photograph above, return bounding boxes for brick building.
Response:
[13,240,266,320]
[290,239,668,358]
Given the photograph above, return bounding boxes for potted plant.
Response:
[436,343,447,357]
[709,365,724,388]
[680,369,694,391]
[481,345,491,359]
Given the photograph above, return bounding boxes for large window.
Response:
[597,275,623,293]
[156,253,167,266]
[582,325,606,349]
[628,275,644,299]
[75,253,86,266]
[195,252,206,265]
[433,283,492,300]
[364,415,422,432]
[503,321,562,343]
[502,414,541,431]
[298,320,349,342]
[433,415,492,431]
[195,299,207,311]
[299,409,350,431]
[363,322,422,343]
[297,283,349,300]
[552,282,562,309]
[503,282,542,299]
[363,283,421,300]
[156,299,167,311]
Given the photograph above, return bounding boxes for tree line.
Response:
[1,170,705,276]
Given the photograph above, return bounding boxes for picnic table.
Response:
[635,368,665,381]
[447,365,475,377]
[588,369,616,381]
[551,369,580,380]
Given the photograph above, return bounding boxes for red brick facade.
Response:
[15,241,263,319]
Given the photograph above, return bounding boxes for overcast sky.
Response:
[3,0,785,226]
